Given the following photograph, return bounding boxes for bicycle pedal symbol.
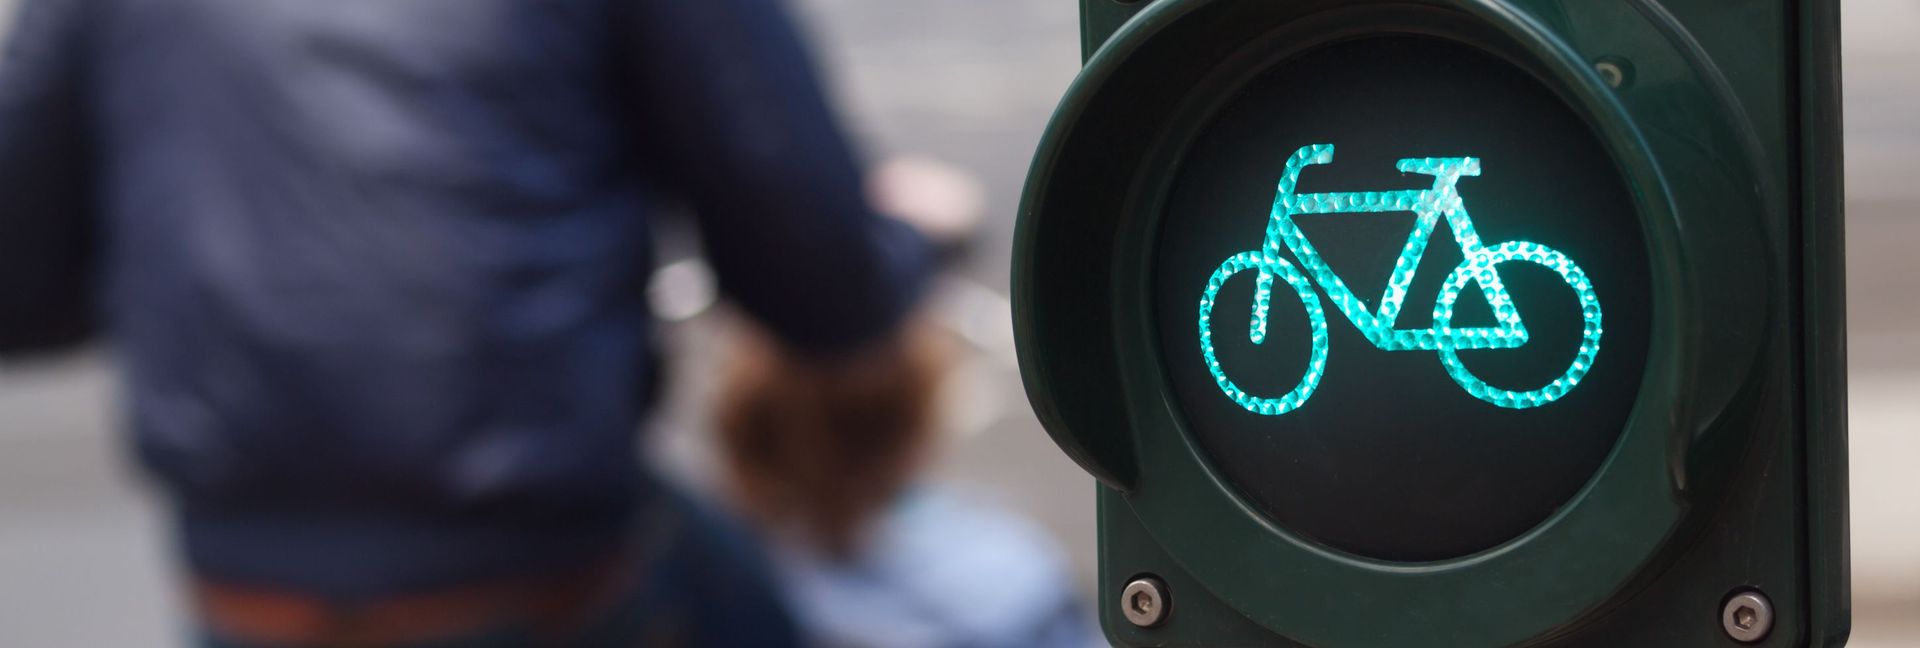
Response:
[1198,144,1603,416]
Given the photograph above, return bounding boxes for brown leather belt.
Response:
[195,555,629,647]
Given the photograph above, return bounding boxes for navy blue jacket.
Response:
[0,0,926,596]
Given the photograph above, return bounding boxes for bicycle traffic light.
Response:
[1012,1,1846,646]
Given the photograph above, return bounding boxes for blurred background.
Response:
[0,0,1914,645]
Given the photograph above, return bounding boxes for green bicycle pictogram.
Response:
[1198,143,1604,416]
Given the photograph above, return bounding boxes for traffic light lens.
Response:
[1154,34,1653,562]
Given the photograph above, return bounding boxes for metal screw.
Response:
[1121,577,1169,627]
[1594,56,1632,89]
[1722,590,1774,643]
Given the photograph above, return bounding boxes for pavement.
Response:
[1,0,1916,645]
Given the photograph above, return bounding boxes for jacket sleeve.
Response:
[0,0,98,356]
[614,0,929,354]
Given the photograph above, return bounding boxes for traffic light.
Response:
[1012,1,1847,646]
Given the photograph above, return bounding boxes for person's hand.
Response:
[714,322,951,558]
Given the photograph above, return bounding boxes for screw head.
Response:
[1121,577,1169,627]
[1593,56,1634,89]
[1721,590,1774,643]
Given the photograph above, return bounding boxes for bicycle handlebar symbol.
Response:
[1198,144,1603,416]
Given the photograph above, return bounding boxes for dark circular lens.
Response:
[1154,35,1652,562]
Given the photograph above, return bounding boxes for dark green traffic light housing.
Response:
[1013,1,1846,646]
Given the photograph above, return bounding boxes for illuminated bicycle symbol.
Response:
[1198,144,1603,416]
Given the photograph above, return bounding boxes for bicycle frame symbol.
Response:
[1198,144,1603,416]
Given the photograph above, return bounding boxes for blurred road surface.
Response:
[1,0,1916,645]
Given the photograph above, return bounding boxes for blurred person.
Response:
[0,0,937,646]
[718,326,1102,648]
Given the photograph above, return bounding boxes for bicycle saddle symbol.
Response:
[1198,144,1603,416]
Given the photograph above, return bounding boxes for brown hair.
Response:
[715,323,947,559]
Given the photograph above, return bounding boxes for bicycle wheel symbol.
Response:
[1197,144,1603,416]
[1198,252,1331,416]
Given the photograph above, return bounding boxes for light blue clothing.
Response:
[766,486,1103,648]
